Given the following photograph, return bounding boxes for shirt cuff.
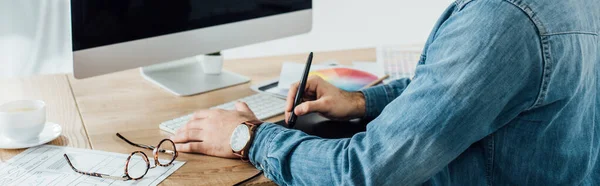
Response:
[360,84,391,119]
[360,78,412,119]
[248,123,286,175]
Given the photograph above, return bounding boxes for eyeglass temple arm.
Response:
[117,133,178,156]
[63,154,128,181]
[116,133,156,150]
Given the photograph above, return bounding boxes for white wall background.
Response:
[0,0,73,78]
[224,0,452,59]
[0,0,452,78]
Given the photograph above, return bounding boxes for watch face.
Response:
[230,124,251,152]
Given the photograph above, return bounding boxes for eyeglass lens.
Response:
[126,151,150,179]
[156,139,177,166]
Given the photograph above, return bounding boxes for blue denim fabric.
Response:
[249,0,600,185]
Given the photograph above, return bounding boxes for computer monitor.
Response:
[70,1,312,96]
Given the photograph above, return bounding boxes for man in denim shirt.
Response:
[171,0,599,185]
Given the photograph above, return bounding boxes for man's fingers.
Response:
[235,101,252,113]
[178,119,207,132]
[175,142,206,153]
[174,120,194,135]
[171,129,203,143]
[294,99,328,116]
[305,76,324,93]
[286,76,323,111]
[285,75,323,123]
[192,110,212,120]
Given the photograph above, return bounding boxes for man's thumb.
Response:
[294,100,326,116]
[235,101,252,112]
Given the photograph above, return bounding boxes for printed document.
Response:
[0,145,185,186]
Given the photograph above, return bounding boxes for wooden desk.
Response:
[1,48,376,185]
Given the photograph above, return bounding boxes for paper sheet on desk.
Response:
[0,145,185,186]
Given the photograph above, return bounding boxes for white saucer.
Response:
[0,122,62,149]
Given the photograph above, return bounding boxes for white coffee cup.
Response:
[0,100,47,142]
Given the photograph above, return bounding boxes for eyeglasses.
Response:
[63,133,179,181]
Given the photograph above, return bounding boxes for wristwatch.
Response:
[230,120,263,160]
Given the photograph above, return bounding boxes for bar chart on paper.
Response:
[376,46,422,83]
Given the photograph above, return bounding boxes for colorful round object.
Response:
[309,67,378,91]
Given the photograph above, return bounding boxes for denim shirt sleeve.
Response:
[361,78,412,119]
[249,1,543,185]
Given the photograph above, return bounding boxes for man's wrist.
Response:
[352,92,366,118]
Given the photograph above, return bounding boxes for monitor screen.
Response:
[71,0,311,51]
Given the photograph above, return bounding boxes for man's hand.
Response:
[171,102,260,158]
[285,76,366,123]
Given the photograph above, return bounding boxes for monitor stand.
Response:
[140,56,250,96]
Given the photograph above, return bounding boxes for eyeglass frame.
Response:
[63,133,179,181]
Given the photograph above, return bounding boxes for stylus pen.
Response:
[288,52,313,128]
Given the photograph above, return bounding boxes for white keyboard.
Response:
[159,93,286,133]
